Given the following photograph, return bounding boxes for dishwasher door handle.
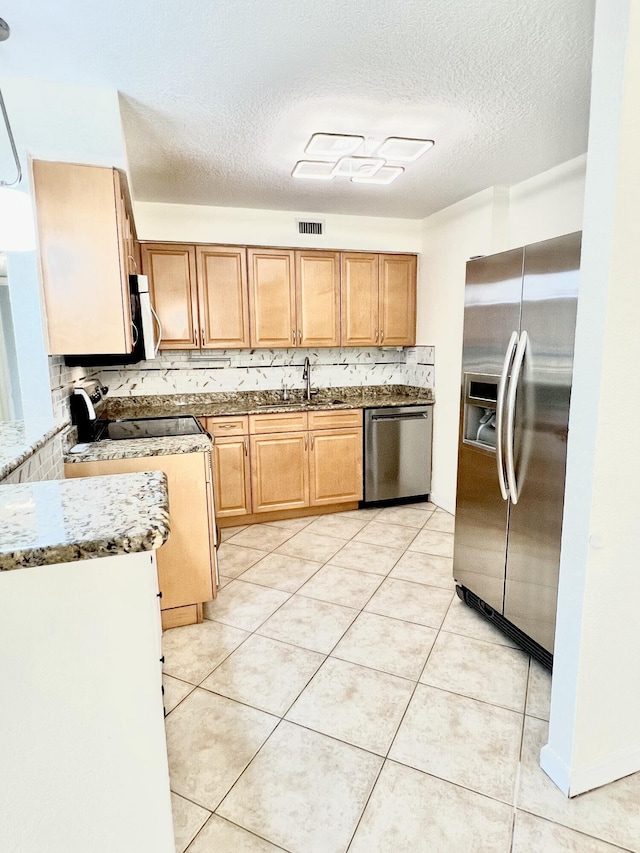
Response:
[371,412,429,421]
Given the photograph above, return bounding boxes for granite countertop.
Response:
[0,471,170,571]
[0,418,69,480]
[100,385,435,420]
[64,432,212,464]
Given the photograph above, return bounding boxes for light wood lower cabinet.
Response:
[250,432,309,513]
[212,435,252,518]
[64,452,216,620]
[310,428,363,505]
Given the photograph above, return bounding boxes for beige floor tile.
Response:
[365,577,453,628]
[512,811,624,853]
[265,516,315,532]
[286,657,414,755]
[355,520,419,550]
[200,634,324,716]
[220,525,247,542]
[257,594,358,654]
[332,612,437,680]
[423,508,456,534]
[218,575,233,589]
[230,524,295,552]
[217,543,270,577]
[337,507,381,520]
[239,552,323,593]
[518,716,640,852]
[188,815,283,852]
[375,505,434,528]
[217,721,382,853]
[304,512,370,539]
[163,674,194,715]
[330,539,404,575]
[276,530,347,563]
[298,564,383,609]
[203,580,290,632]
[162,620,249,685]
[441,595,518,647]
[408,528,454,557]
[390,684,523,803]
[390,550,454,589]
[526,658,552,721]
[349,760,513,853]
[165,689,278,810]
[420,631,528,711]
[170,792,210,853]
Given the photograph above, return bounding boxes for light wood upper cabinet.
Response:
[248,249,296,347]
[341,252,417,347]
[295,251,340,347]
[211,435,252,518]
[32,160,134,356]
[379,254,417,346]
[250,432,309,512]
[141,243,198,349]
[64,452,216,610]
[196,246,250,348]
[341,253,379,346]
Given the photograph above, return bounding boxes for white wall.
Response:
[134,201,423,253]
[542,0,640,796]
[419,157,587,512]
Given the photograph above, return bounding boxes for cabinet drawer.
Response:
[307,408,363,431]
[207,415,249,437]
[249,411,308,434]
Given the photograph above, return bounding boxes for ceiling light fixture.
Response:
[0,17,36,252]
[352,165,405,185]
[291,160,335,180]
[305,133,364,158]
[331,156,385,179]
[375,136,435,162]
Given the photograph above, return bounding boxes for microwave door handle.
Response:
[496,331,518,501]
[150,304,162,356]
[505,330,528,505]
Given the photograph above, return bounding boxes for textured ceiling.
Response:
[1,0,595,218]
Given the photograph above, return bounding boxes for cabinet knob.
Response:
[380,329,384,343]
[374,329,379,342]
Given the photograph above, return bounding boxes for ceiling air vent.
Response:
[296,219,324,236]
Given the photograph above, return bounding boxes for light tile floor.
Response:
[163,503,640,853]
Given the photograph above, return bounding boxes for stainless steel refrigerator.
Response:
[453,231,581,668]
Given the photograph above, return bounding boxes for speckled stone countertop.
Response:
[64,432,212,464]
[100,385,435,420]
[0,471,170,571]
[0,418,69,481]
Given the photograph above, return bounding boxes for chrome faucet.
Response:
[302,357,318,402]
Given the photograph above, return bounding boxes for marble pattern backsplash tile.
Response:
[91,347,435,398]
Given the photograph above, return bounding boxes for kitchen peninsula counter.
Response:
[0,470,170,570]
[99,384,434,420]
[64,432,212,464]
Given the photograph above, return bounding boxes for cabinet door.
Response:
[295,251,340,347]
[212,436,252,517]
[250,433,309,512]
[141,243,198,349]
[197,246,250,348]
[309,428,363,505]
[341,253,379,346]
[64,453,215,609]
[248,249,296,347]
[32,161,133,356]
[379,254,417,346]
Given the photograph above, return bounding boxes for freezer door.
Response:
[453,249,523,612]
[503,232,581,653]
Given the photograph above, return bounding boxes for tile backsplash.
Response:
[88,346,435,398]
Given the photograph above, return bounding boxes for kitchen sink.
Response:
[256,401,303,409]
[256,398,347,409]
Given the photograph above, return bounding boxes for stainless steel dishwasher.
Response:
[364,406,433,503]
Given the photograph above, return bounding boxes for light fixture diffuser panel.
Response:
[376,137,435,162]
[305,133,364,157]
[352,165,404,185]
[291,160,335,180]
[331,156,385,178]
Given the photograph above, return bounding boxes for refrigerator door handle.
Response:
[496,331,518,501]
[505,330,528,505]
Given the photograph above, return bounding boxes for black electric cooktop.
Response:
[95,416,206,441]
